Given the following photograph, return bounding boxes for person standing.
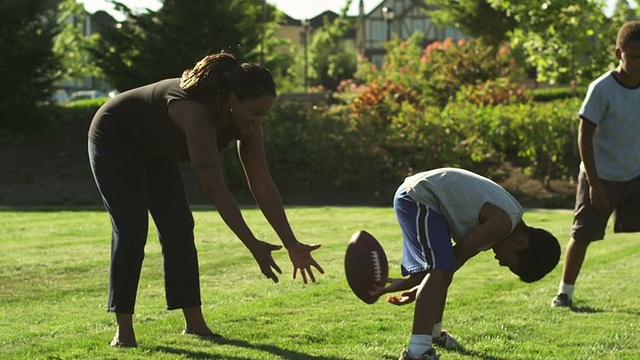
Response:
[88,52,324,347]
[551,21,640,308]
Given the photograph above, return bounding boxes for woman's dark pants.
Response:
[88,141,201,314]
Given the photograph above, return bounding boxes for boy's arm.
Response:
[579,118,609,210]
[376,271,427,295]
[453,204,514,269]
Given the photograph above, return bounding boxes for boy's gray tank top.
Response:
[403,168,523,246]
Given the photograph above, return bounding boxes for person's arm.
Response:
[383,273,427,294]
[168,100,282,282]
[237,127,324,283]
[578,118,609,210]
[370,272,427,306]
[453,203,514,269]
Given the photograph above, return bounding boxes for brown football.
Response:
[344,230,389,304]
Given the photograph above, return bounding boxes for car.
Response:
[49,89,69,104]
[68,90,110,102]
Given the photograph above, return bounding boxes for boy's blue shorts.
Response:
[394,185,456,275]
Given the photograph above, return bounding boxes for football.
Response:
[344,230,389,304]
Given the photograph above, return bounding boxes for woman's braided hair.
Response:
[180,52,276,101]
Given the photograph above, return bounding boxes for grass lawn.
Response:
[0,207,638,359]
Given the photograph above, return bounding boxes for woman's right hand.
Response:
[247,239,283,283]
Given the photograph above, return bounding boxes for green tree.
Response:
[0,0,61,138]
[425,0,517,47]
[54,0,102,81]
[90,0,290,91]
[306,0,358,90]
[612,0,638,21]
[490,0,608,87]
[581,0,638,82]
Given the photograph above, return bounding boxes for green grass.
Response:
[1,207,638,359]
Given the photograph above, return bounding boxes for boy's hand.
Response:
[589,182,610,211]
[387,288,418,306]
[368,278,402,299]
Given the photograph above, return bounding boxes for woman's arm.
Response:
[237,127,324,283]
[168,100,282,282]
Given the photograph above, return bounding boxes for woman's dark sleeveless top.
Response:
[88,78,239,162]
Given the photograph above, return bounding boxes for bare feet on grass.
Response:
[110,313,137,347]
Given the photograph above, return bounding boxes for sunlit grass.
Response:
[0,207,638,359]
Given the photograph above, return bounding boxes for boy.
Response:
[551,21,640,308]
[372,168,560,360]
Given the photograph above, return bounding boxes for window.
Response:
[369,20,385,42]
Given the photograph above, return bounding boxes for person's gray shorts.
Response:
[571,170,640,242]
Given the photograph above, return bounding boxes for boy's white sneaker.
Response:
[551,293,573,308]
[433,330,463,351]
[398,348,440,360]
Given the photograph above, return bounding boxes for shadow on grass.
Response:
[153,335,349,360]
[570,304,640,316]
[569,305,604,314]
[444,348,510,360]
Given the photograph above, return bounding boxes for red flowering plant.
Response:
[420,38,525,107]
[349,34,427,127]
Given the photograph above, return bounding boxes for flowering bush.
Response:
[272,34,577,192]
[350,79,421,128]
[454,78,531,106]
[420,38,523,107]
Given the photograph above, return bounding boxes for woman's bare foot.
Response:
[110,313,137,347]
[182,306,215,335]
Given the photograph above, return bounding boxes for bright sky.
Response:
[81,0,633,22]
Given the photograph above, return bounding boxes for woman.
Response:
[88,52,324,347]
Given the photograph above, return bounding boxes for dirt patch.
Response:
[0,120,576,208]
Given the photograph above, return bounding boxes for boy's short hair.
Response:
[616,21,640,50]
[514,227,561,283]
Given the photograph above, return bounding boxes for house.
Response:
[54,9,117,99]
[356,0,467,66]
[274,0,467,69]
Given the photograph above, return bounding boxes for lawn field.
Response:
[0,207,638,359]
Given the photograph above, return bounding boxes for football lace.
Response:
[371,251,382,283]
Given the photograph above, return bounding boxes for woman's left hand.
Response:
[286,242,324,284]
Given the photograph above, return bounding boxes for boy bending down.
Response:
[373,168,560,360]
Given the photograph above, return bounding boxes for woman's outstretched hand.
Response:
[286,242,324,284]
[248,239,283,283]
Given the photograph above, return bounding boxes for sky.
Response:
[81,0,633,22]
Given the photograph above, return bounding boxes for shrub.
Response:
[454,78,532,106]
[260,95,582,191]
[530,87,586,102]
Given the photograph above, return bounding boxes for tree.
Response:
[90,0,290,91]
[0,0,61,138]
[306,0,358,90]
[612,0,638,21]
[54,0,103,82]
[490,0,608,87]
[425,0,517,47]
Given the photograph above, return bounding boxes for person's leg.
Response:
[553,171,616,307]
[146,161,212,334]
[394,186,455,358]
[413,270,453,334]
[89,141,150,346]
[560,237,589,285]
